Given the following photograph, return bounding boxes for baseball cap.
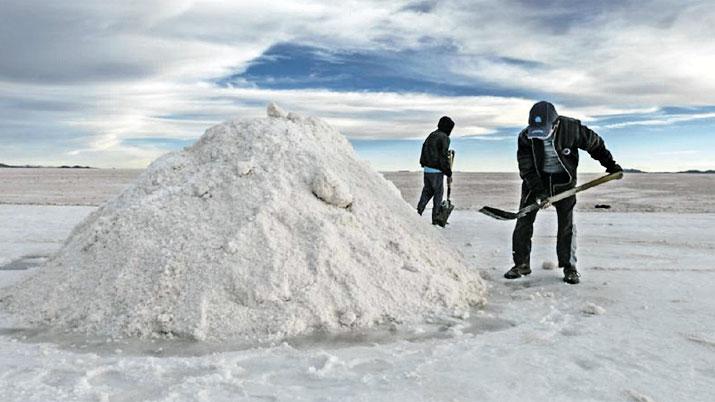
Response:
[527,101,558,139]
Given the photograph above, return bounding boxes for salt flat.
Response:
[0,168,140,206]
[3,168,714,213]
[384,171,715,213]
[1,170,714,401]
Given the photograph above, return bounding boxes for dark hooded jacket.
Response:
[420,117,454,177]
[517,116,618,195]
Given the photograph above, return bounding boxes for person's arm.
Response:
[517,132,547,198]
[440,134,452,177]
[419,140,427,167]
[577,123,622,173]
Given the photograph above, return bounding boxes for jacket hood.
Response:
[437,116,454,135]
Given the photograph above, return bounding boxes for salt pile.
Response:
[1,104,486,341]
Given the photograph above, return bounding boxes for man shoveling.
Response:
[504,101,622,284]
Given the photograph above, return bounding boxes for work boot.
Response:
[563,267,580,284]
[504,264,531,279]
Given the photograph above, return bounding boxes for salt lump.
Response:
[312,169,353,208]
[1,105,486,340]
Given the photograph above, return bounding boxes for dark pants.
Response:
[512,174,577,269]
[417,172,444,221]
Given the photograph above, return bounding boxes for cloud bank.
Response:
[1,0,714,168]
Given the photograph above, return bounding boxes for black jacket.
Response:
[420,130,452,176]
[517,116,618,195]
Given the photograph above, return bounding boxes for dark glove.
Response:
[444,168,453,178]
[533,187,549,203]
[535,189,551,209]
[606,163,623,174]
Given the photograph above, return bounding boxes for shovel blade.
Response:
[434,200,455,226]
[478,206,519,220]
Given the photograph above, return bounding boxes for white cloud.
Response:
[4,76,652,167]
[1,0,714,167]
[601,112,715,129]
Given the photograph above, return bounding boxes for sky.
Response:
[1,0,714,172]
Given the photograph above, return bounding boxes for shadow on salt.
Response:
[0,304,515,358]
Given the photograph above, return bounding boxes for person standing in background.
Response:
[417,116,454,225]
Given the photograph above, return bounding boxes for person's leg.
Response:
[430,173,444,223]
[554,194,579,283]
[511,182,539,268]
[554,195,577,269]
[417,173,435,215]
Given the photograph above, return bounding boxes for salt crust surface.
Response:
[1,104,485,341]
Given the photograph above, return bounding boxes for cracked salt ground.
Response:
[2,178,715,399]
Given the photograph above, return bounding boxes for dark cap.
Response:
[438,116,455,135]
[527,101,558,139]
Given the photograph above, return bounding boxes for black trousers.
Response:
[512,174,577,269]
[417,172,444,221]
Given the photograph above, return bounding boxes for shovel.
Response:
[479,171,623,221]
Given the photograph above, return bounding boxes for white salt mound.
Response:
[1,105,486,341]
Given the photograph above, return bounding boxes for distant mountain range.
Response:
[2,163,712,174]
[677,169,715,174]
[620,168,715,174]
[0,163,93,169]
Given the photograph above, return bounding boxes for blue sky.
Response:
[1,0,714,172]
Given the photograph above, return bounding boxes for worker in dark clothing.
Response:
[417,116,454,225]
[505,101,622,284]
